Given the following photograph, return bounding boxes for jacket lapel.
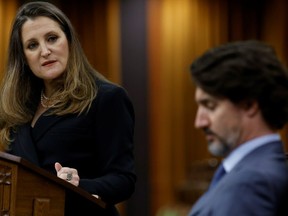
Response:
[32,113,63,142]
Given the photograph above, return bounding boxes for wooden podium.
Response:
[0,152,106,216]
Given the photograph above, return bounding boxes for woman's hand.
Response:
[55,162,80,186]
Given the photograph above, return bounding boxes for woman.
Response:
[0,1,136,215]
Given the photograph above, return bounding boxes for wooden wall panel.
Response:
[0,0,18,80]
[59,0,108,80]
[148,0,228,214]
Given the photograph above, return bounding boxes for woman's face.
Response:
[21,16,69,84]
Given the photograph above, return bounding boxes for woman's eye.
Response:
[27,42,38,50]
[48,35,58,42]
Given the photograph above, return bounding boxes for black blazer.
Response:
[8,79,136,215]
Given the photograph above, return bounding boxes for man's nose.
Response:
[194,108,209,129]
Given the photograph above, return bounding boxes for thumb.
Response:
[55,162,62,172]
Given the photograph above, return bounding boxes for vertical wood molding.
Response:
[107,0,121,84]
[0,0,18,80]
[0,164,12,215]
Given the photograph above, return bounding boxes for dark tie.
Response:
[209,163,226,189]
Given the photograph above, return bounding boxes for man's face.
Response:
[194,88,245,157]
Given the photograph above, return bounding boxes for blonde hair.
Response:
[0,1,108,149]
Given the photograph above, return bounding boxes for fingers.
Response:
[92,194,101,199]
[54,162,80,186]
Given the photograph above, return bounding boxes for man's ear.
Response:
[241,100,259,117]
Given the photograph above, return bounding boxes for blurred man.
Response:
[188,40,288,216]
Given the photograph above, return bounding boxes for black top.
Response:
[8,79,136,215]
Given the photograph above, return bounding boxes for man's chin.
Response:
[208,143,227,157]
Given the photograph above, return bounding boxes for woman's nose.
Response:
[40,44,51,57]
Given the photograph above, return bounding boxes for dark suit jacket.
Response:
[189,141,288,216]
[8,79,136,216]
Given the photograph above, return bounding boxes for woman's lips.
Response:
[42,60,56,66]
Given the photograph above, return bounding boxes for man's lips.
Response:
[42,60,56,66]
[203,128,215,142]
[205,134,214,142]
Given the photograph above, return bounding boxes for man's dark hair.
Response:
[190,40,288,130]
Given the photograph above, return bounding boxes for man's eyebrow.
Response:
[195,99,208,107]
[197,97,211,104]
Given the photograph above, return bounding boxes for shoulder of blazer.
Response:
[233,141,287,172]
[96,79,124,94]
[95,79,130,102]
[93,79,134,114]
